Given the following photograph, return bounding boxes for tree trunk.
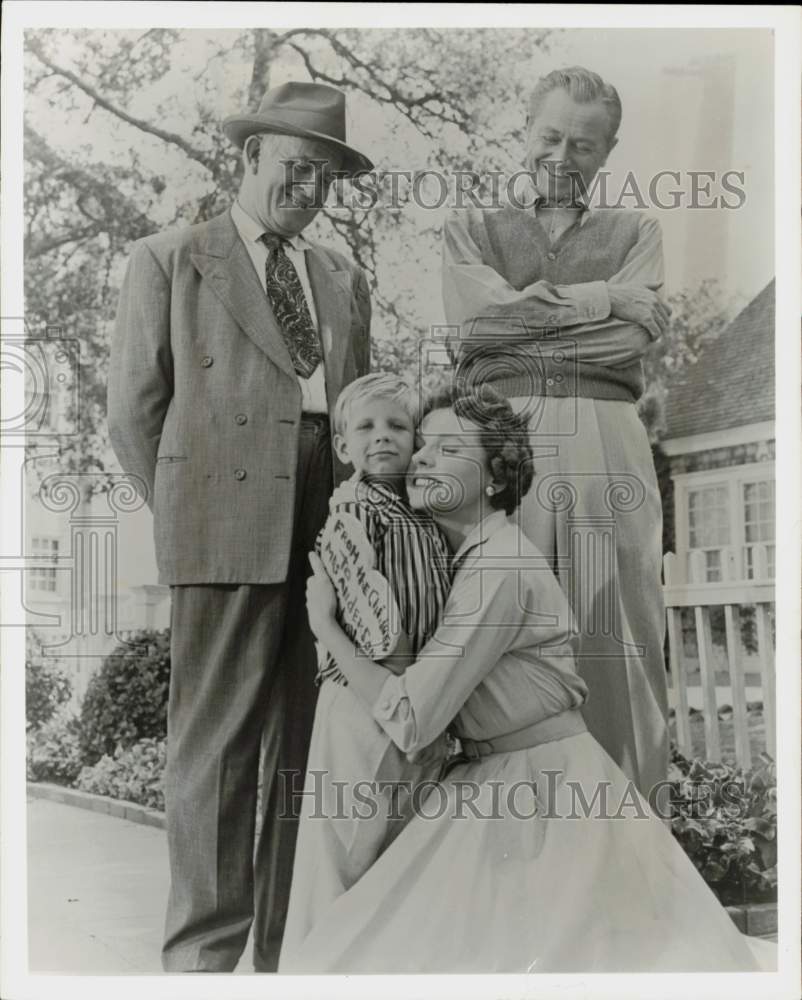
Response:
[247,29,277,109]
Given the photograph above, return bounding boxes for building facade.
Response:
[662,281,775,587]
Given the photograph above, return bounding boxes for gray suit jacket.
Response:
[108,209,371,585]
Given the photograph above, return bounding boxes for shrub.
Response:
[25,632,71,730]
[669,747,777,906]
[27,713,84,784]
[77,738,166,811]
[79,629,170,764]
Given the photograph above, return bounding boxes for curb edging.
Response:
[27,781,166,830]
[724,902,778,937]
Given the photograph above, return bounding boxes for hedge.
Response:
[79,629,170,763]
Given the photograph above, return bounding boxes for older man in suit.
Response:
[108,83,372,973]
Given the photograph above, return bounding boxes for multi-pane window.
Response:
[29,536,59,593]
[680,469,776,584]
[687,485,730,582]
[743,480,775,579]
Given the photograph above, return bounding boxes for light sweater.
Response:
[445,206,651,402]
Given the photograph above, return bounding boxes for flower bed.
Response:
[26,629,169,812]
[667,747,776,907]
[75,738,166,811]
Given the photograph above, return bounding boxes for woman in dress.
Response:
[279,385,763,974]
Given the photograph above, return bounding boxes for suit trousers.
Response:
[162,415,332,972]
[511,395,669,801]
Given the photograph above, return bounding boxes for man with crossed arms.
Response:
[443,66,671,802]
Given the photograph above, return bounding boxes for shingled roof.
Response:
[663,280,775,441]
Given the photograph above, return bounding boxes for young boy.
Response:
[280,373,452,956]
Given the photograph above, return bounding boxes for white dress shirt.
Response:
[231,199,328,413]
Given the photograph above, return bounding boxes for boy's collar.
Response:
[330,471,408,508]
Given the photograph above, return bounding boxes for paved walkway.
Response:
[27,797,253,974]
[27,796,778,975]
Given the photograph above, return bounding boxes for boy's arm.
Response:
[319,498,400,669]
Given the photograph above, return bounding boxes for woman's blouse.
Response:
[372,511,588,754]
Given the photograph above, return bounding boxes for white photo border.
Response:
[2,4,799,999]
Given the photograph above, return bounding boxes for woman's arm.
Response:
[307,553,562,754]
[307,581,444,764]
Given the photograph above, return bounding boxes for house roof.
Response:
[662,280,775,441]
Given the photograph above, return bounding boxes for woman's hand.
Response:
[405,731,448,767]
[306,552,338,642]
[380,630,414,677]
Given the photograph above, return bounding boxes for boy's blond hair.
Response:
[333,372,421,436]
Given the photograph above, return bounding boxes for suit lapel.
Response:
[190,212,295,378]
[306,246,352,401]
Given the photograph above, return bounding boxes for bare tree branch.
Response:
[24,124,158,255]
[283,30,478,141]
[26,35,218,174]
[26,224,104,258]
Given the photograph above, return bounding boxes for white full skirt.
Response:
[280,732,768,974]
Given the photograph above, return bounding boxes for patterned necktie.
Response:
[260,233,323,378]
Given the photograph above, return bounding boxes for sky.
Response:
[545,28,774,305]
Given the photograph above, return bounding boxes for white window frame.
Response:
[739,468,776,580]
[673,460,775,583]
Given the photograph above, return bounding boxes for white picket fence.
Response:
[663,545,775,769]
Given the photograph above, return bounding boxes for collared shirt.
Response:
[231,199,328,413]
[506,173,591,229]
[371,512,588,755]
[316,475,453,687]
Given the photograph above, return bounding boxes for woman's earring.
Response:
[485,485,497,497]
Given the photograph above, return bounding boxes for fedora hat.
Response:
[222,81,373,176]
